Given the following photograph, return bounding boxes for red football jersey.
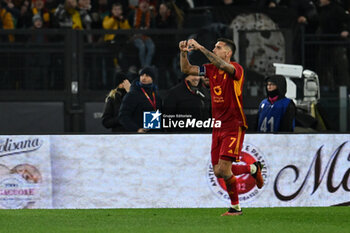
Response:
[203,62,247,130]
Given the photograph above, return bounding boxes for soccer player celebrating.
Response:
[179,38,264,216]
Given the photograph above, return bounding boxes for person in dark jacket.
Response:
[266,0,318,27]
[102,72,131,132]
[257,75,296,132]
[118,66,161,133]
[316,0,350,90]
[163,74,211,132]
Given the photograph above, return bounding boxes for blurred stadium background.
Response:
[0,3,349,232]
[0,4,348,133]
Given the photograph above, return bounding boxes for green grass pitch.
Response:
[0,207,349,233]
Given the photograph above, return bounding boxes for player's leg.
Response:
[226,127,264,188]
[211,131,241,215]
[210,130,221,168]
[231,164,250,175]
[231,164,263,189]
[231,164,263,188]
[214,159,242,216]
[216,129,246,216]
[219,127,249,215]
[252,161,264,189]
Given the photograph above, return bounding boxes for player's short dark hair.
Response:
[217,38,236,55]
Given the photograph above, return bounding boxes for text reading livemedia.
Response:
[143,110,221,129]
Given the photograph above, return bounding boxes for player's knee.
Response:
[214,166,228,178]
[213,167,221,178]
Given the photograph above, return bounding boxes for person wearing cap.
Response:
[101,73,131,132]
[32,13,43,29]
[162,74,211,132]
[118,66,161,133]
[257,75,296,132]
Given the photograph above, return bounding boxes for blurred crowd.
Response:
[0,0,348,132]
[0,0,349,31]
[0,0,188,32]
[1,0,350,91]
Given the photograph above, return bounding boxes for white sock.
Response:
[230,204,241,211]
[250,164,257,175]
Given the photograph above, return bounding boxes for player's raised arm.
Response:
[187,39,235,76]
[179,40,199,75]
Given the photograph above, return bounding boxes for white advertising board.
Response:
[0,136,52,209]
[50,134,350,209]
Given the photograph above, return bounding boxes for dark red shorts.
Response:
[211,126,245,165]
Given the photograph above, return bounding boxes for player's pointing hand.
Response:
[187,39,202,51]
[179,40,189,52]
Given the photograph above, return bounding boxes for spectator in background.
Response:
[129,0,156,10]
[30,14,47,41]
[128,0,140,9]
[111,0,131,15]
[78,0,92,27]
[33,0,51,27]
[128,0,156,68]
[163,74,211,132]
[54,0,83,29]
[90,0,109,30]
[154,1,184,89]
[266,0,318,64]
[156,1,176,28]
[102,73,131,132]
[1,0,20,26]
[102,3,131,82]
[0,2,14,90]
[156,1,184,29]
[0,3,14,41]
[103,3,130,42]
[18,0,52,28]
[118,66,161,133]
[45,0,60,12]
[316,0,350,90]
[257,75,295,132]
[78,0,93,42]
[25,14,50,89]
[51,0,80,89]
[18,1,30,26]
[266,0,318,31]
